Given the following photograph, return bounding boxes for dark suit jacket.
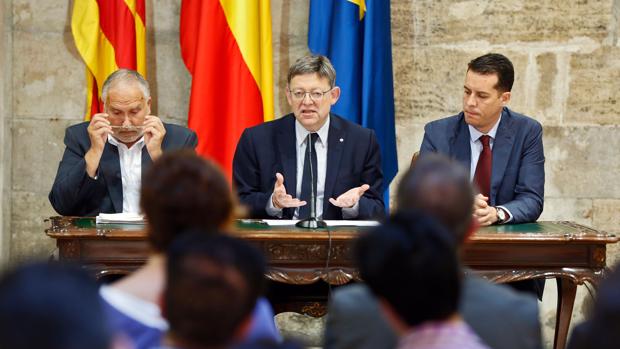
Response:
[324,274,542,349]
[232,114,384,220]
[49,121,198,216]
[419,107,545,223]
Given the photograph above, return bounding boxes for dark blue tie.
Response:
[299,133,319,219]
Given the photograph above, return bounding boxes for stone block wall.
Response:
[0,0,619,347]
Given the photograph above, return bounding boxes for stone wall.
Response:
[0,0,619,347]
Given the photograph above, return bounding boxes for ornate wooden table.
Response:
[46,217,618,349]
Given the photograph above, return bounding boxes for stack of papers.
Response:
[261,219,379,227]
[96,213,146,224]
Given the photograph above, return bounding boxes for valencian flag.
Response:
[180,0,274,178]
[71,0,147,120]
[309,0,398,208]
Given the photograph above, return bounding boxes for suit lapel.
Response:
[100,143,123,213]
[276,115,298,203]
[490,109,515,205]
[141,146,152,178]
[323,115,345,215]
[451,115,472,176]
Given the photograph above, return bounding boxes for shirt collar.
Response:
[295,114,330,147]
[107,134,145,149]
[468,113,501,143]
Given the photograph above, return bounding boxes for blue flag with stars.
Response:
[308,0,398,210]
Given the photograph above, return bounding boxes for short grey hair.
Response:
[287,55,336,88]
[101,69,150,104]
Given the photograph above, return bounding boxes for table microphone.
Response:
[296,134,326,229]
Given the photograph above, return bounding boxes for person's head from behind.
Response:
[0,262,112,349]
[397,153,475,245]
[356,210,461,334]
[463,53,514,133]
[286,54,341,132]
[163,232,266,348]
[141,150,236,252]
[570,262,620,349]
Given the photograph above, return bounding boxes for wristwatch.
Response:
[495,207,507,224]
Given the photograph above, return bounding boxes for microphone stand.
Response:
[296,134,326,229]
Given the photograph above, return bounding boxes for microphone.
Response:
[296,133,326,229]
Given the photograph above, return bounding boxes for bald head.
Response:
[396,154,474,243]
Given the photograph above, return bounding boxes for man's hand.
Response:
[143,115,166,161]
[473,194,498,226]
[85,113,112,178]
[272,173,306,209]
[329,184,370,208]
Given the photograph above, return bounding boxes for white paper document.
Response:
[96,213,146,224]
[260,219,379,227]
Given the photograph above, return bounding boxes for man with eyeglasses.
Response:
[233,54,384,220]
[49,69,197,216]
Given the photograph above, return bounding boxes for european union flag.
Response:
[308,0,398,209]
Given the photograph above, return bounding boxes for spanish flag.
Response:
[72,0,147,120]
[180,0,274,178]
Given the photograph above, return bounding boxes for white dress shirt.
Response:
[267,116,359,219]
[468,115,512,222]
[107,134,145,214]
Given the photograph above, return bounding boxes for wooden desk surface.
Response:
[46,217,618,349]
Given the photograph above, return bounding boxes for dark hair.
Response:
[356,210,461,327]
[0,262,111,349]
[567,263,620,349]
[141,150,235,251]
[397,154,474,243]
[467,53,514,92]
[165,231,266,348]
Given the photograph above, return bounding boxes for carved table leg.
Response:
[554,277,577,349]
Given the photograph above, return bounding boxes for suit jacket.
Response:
[232,114,385,220]
[419,107,545,223]
[324,274,542,349]
[49,121,198,216]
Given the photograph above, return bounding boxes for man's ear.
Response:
[330,86,341,105]
[158,293,167,320]
[500,91,511,105]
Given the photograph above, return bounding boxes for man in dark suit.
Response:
[49,69,197,216]
[324,155,542,349]
[419,53,545,298]
[233,55,384,220]
[420,53,544,225]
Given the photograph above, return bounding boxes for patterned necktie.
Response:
[299,133,319,219]
[474,135,492,198]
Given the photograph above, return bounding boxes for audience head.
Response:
[397,153,474,244]
[0,262,113,349]
[356,210,461,332]
[141,150,236,252]
[163,231,266,348]
[568,263,620,349]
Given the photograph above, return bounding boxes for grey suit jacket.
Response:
[324,274,542,349]
[49,121,197,216]
[419,107,545,223]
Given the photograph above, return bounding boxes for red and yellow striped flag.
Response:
[180,0,274,179]
[72,0,146,120]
